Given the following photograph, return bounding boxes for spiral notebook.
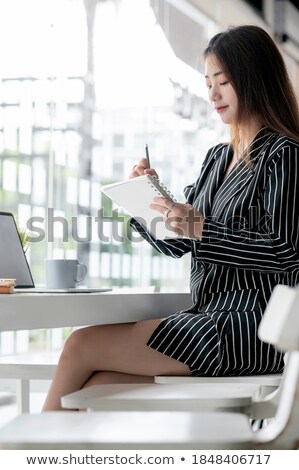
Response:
[100,175,178,240]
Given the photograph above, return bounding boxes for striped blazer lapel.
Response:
[193,145,231,217]
[211,129,276,220]
[212,162,254,219]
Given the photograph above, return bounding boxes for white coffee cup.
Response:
[45,259,87,289]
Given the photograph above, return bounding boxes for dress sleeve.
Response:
[194,143,299,273]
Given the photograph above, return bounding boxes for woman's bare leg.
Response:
[82,371,154,388]
[42,319,191,411]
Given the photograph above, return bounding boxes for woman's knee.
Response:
[60,326,100,362]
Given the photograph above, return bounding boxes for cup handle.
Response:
[76,263,87,284]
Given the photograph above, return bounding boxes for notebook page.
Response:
[100,175,179,240]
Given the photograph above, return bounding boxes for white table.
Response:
[0,291,191,413]
[0,291,191,332]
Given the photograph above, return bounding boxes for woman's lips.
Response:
[215,106,228,113]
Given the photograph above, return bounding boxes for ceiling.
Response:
[150,0,299,70]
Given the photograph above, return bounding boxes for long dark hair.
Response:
[204,25,299,153]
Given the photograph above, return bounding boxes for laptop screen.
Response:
[0,212,35,287]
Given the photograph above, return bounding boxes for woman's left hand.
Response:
[150,197,205,240]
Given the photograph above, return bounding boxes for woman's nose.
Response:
[209,86,220,101]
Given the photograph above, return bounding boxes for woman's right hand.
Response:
[129,158,159,179]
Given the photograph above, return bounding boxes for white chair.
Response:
[60,372,280,414]
[61,381,262,413]
[0,284,298,449]
[0,352,58,414]
[154,373,282,386]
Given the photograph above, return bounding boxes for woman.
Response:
[43,25,299,411]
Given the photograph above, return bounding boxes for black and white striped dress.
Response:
[131,128,299,376]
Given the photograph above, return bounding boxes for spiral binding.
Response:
[147,175,177,202]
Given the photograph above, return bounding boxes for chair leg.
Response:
[16,379,30,414]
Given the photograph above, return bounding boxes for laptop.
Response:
[0,211,112,293]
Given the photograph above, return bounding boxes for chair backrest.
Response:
[258,285,299,351]
[255,285,299,449]
[255,350,299,449]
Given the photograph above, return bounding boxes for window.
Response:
[0,0,225,357]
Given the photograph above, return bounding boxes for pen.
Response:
[145,144,150,169]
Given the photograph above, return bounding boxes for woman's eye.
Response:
[220,81,229,86]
